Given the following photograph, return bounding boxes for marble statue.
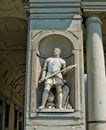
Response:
[38,48,75,110]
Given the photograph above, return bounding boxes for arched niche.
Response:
[29,31,80,114]
[38,34,74,59]
[35,34,75,109]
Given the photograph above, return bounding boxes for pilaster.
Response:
[24,0,85,130]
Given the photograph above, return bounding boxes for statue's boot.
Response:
[57,92,63,109]
[62,85,69,107]
[38,90,49,109]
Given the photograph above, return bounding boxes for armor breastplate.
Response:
[47,58,62,74]
[45,57,65,85]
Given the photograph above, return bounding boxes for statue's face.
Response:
[54,48,61,57]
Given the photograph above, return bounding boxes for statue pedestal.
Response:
[36,109,74,113]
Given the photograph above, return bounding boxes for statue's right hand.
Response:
[44,77,47,81]
[39,77,46,83]
[39,78,44,83]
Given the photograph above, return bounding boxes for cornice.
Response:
[81,2,106,20]
[30,0,82,20]
[81,2,106,12]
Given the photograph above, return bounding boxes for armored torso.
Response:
[45,57,66,74]
[44,57,66,85]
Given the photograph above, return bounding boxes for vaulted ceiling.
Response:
[0,0,27,108]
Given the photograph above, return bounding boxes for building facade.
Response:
[0,0,106,130]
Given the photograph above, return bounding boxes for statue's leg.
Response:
[39,84,51,109]
[62,85,69,108]
[56,85,62,109]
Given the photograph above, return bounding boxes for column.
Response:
[9,104,14,130]
[86,16,106,130]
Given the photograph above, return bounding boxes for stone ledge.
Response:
[36,108,74,113]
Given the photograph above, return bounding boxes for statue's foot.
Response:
[38,106,45,110]
[58,106,63,110]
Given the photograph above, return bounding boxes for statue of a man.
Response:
[39,48,66,110]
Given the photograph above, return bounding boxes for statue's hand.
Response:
[40,78,44,82]
[63,80,66,84]
[39,77,47,83]
[44,76,48,80]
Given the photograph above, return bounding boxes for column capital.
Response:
[83,12,104,25]
[82,1,105,23]
[85,16,102,25]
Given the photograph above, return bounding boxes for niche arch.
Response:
[30,31,80,114]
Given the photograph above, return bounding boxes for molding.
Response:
[30,0,81,2]
[30,0,81,20]
[82,2,106,12]
[81,2,106,19]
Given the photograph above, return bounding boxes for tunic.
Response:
[43,57,66,85]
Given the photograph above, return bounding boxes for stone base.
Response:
[36,108,74,113]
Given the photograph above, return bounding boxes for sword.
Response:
[39,64,77,83]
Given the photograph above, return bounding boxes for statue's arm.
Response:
[41,60,48,79]
[62,60,67,75]
[41,70,46,79]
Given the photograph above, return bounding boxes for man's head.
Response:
[54,48,61,57]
